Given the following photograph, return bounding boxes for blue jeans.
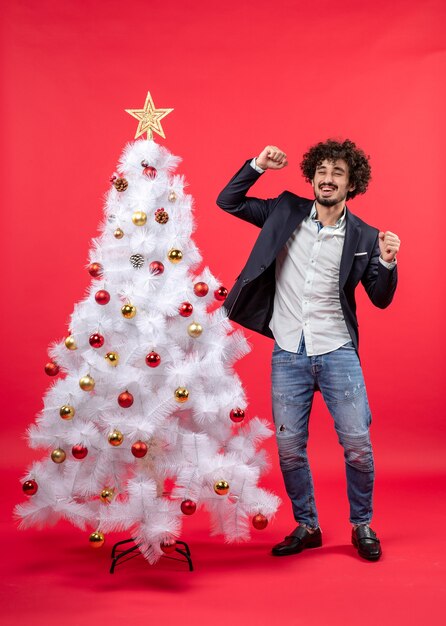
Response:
[271,338,374,528]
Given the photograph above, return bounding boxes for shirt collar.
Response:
[310,202,347,228]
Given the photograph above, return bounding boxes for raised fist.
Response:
[379,231,400,263]
[256,145,288,170]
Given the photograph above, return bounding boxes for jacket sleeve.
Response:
[216,159,282,228]
[361,232,398,308]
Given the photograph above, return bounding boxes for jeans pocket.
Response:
[272,343,295,366]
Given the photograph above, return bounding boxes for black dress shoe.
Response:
[272,526,322,556]
[352,525,382,561]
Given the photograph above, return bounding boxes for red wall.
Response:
[1,0,445,481]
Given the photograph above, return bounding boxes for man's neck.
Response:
[314,201,346,226]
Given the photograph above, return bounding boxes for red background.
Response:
[1,1,445,625]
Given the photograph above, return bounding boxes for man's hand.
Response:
[256,145,288,170]
[379,231,400,263]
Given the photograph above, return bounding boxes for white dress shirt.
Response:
[269,203,351,355]
[249,158,395,356]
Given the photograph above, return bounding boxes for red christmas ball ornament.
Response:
[252,513,269,530]
[118,390,134,408]
[72,444,88,460]
[214,286,228,301]
[89,333,104,349]
[143,165,157,179]
[181,499,197,516]
[160,540,177,554]
[149,261,164,275]
[194,282,209,297]
[22,479,38,496]
[179,302,193,317]
[88,262,103,278]
[131,441,148,458]
[95,290,110,305]
[145,351,161,368]
[45,361,60,376]
[230,408,245,423]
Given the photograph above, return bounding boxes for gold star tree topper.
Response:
[125,91,173,140]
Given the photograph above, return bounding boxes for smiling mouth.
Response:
[319,185,337,193]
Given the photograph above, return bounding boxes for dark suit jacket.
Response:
[216,160,398,352]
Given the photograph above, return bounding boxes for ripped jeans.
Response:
[271,338,374,528]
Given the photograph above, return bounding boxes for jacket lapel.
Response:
[340,210,361,289]
[272,195,313,260]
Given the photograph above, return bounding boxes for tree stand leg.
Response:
[110,538,194,573]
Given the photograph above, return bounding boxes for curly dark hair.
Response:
[300,139,371,199]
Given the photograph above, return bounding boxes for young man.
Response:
[216,140,400,561]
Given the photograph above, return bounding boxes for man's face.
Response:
[311,158,355,207]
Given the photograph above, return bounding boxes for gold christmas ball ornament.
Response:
[187,322,203,338]
[51,448,66,464]
[79,374,95,391]
[121,304,137,319]
[132,211,147,226]
[100,487,115,503]
[59,405,75,420]
[214,480,230,496]
[64,336,77,350]
[168,190,177,203]
[167,248,183,264]
[108,429,124,446]
[174,387,189,403]
[89,531,105,548]
[114,228,124,239]
[104,351,119,366]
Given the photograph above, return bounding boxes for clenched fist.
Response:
[379,231,400,263]
[256,145,288,170]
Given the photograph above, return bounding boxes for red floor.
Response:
[2,468,445,626]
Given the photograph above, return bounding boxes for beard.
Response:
[314,188,347,207]
[315,195,341,207]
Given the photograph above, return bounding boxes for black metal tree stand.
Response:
[110,538,194,573]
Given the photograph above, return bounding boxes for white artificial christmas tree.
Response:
[16,93,280,565]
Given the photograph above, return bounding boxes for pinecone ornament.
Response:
[155,208,169,224]
[129,253,145,269]
[113,177,128,192]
